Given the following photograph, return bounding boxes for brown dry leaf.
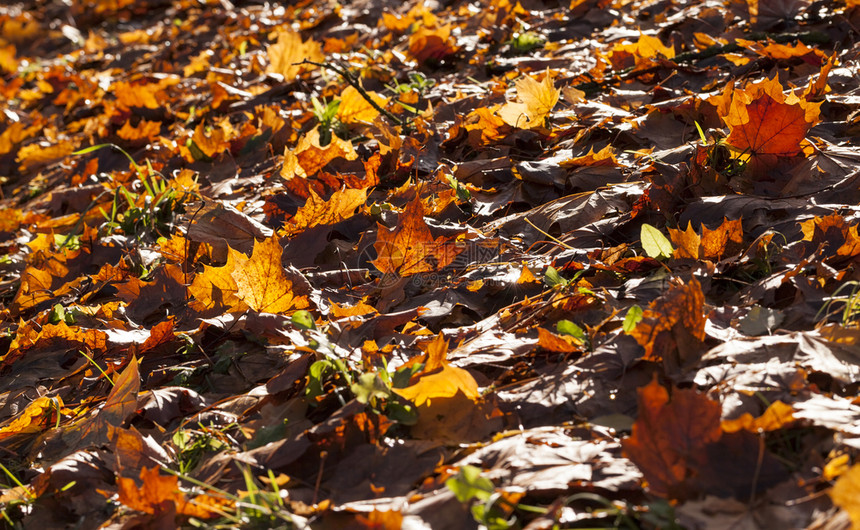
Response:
[499,70,559,129]
[622,377,722,499]
[266,29,323,79]
[116,466,227,518]
[63,356,140,449]
[408,25,457,63]
[372,197,463,276]
[629,277,706,369]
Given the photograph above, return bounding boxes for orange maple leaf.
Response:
[668,218,743,260]
[629,277,706,370]
[116,466,229,519]
[372,197,462,276]
[622,377,722,499]
[723,77,820,173]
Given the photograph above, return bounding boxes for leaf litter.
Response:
[3,0,860,527]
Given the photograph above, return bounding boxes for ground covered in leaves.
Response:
[5,0,860,527]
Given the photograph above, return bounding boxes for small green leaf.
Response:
[544,266,567,288]
[291,310,316,330]
[305,359,335,399]
[556,319,585,340]
[640,223,674,259]
[48,304,66,325]
[446,465,494,503]
[350,372,390,406]
[623,305,644,333]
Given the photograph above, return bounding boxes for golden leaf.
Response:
[499,70,559,129]
[266,29,323,80]
[230,235,310,313]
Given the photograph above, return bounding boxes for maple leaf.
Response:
[394,335,480,406]
[499,70,559,129]
[116,119,162,143]
[408,25,457,63]
[0,396,63,442]
[336,85,388,125]
[608,33,675,69]
[116,466,228,518]
[629,277,706,371]
[394,335,500,441]
[266,29,323,79]
[372,197,462,276]
[282,187,367,236]
[281,127,358,179]
[723,77,820,174]
[622,377,722,499]
[192,235,309,314]
[721,400,795,433]
[668,218,744,260]
[832,464,860,529]
[63,356,140,449]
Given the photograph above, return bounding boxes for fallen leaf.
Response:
[723,76,820,174]
[266,29,323,79]
[499,70,559,129]
[116,466,228,518]
[372,197,462,276]
[622,377,721,499]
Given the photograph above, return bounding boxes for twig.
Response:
[297,59,406,126]
[572,31,831,95]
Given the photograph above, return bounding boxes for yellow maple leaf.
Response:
[190,235,309,314]
[336,85,388,124]
[266,29,323,80]
[499,70,559,129]
[393,335,479,406]
[281,127,358,179]
[832,464,860,529]
[188,250,248,314]
[231,235,310,313]
[282,187,367,236]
